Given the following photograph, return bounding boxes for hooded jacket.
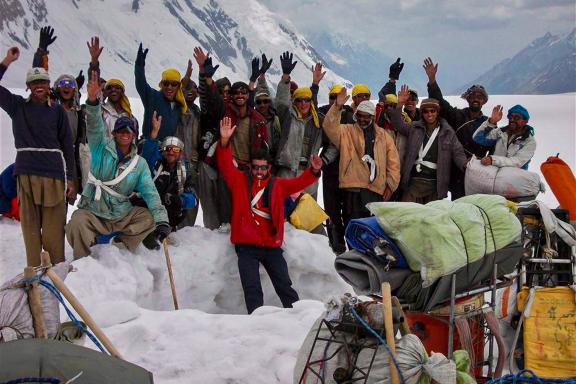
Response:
[323,103,401,195]
[390,108,467,199]
[472,120,536,169]
[79,102,168,223]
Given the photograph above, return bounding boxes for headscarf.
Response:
[352,84,370,97]
[104,78,133,117]
[292,87,319,128]
[329,84,344,95]
[158,68,187,113]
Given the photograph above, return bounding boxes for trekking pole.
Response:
[40,252,123,359]
[382,282,400,384]
[162,239,179,310]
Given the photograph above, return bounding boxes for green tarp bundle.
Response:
[367,194,521,287]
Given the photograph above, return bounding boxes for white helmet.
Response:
[161,136,185,151]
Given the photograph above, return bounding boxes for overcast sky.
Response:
[261,0,576,83]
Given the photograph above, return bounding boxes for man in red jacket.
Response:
[217,116,322,314]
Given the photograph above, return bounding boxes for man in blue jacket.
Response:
[66,72,170,259]
[0,47,76,267]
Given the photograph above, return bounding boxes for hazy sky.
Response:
[261,0,576,84]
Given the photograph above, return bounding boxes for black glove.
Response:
[389,58,404,80]
[259,53,273,75]
[249,56,260,83]
[155,222,171,243]
[135,43,149,67]
[75,70,85,90]
[280,51,297,75]
[203,57,220,78]
[39,26,57,51]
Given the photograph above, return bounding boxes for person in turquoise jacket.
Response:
[66,71,170,259]
[135,43,187,140]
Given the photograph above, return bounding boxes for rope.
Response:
[349,306,406,384]
[20,276,107,354]
[487,369,576,383]
[16,148,67,198]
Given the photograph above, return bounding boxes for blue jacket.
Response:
[135,64,182,140]
[0,163,16,214]
[78,102,168,223]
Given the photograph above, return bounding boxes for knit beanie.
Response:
[461,84,488,101]
[105,78,132,117]
[420,98,440,111]
[159,68,188,113]
[507,104,530,120]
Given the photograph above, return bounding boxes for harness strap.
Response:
[416,127,439,173]
[87,154,140,201]
[251,187,271,219]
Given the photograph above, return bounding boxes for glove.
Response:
[203,57,220,78]
[280,51,297,75]
[259,53,273,75]
[155,222,171,243]
[39,26,57,51]
[75,70,85,90]
[249,56,260,83]
[135,43,149,67]
[389,58,404,80]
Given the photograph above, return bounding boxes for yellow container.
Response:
[289,193,329,232]
[517,287,576,377]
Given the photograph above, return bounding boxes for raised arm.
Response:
[0,47,21,116]
[32,26,57,69]
[423,57,459,118]
[275,51,298,108]
[86,36,104,80]
[322,88,350,149]
[390,85,414,136]
[84,71,107,147]
[134,43,152,102]
[378,58,403,101]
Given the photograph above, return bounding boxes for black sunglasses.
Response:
[251,164,269,171]
[256,99,271,105]
[162,80,180,87]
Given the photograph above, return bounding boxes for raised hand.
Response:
[312,63,326,85]
[193,46,208,68]
[39,26,57,50]
[280,51,297,75]
[184,59,193,79]
[75,70,85,90]
[250,56,260,82]
[219,116,236,145]
[423,57,438,83]
[310,154,322,172]
[259,53,273,75]
[397,84,410,106]
[87,36,104,64]
[86,70,101,102]
[135,43,149,67]
[151,111,162,140]
[3,47,20,65]
[203,56,220,78]
[489,105,503,124]
[389,58,404,80]
[335,88,350,108]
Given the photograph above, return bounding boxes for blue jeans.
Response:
[234,244,299,314]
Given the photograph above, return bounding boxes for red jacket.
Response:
[217,143,319,248]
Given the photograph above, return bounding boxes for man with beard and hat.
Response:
[217,116,322,314]
[135,43,187,141]
[473,104,536,169]
[323,88,400,227]
[66,72,169,259]
[391,85,468,204]
[0,47,76,266]
[423,57,492,199]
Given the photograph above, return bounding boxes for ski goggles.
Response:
[58,79,75,88]
[162,146,182,153]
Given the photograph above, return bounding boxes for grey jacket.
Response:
[390,108,467,199]
[274,80,337,172]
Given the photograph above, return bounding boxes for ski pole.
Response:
[162,239,179,310]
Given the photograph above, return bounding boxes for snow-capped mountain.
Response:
[455,29,576,95]
[308,31,430,97]
[0,0,352,101]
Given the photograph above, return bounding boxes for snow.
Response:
[0,91,574,382]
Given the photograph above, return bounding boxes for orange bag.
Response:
[541,156,576,221]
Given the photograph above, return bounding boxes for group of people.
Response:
[0,27,537,313]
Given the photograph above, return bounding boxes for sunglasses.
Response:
[162,146,182,153]
[162,81,180,88]
[294,98,311,104]
[355,93,370,99]
[232,89,249,95]
[58,80,75,88]
[106,84,123,91]
[255,99,271,105]
[421,108,438,114]
[251,164,269,171]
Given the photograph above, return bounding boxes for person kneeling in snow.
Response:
[136,111,197,250]
[217,116,322,314]
[66,72,170,259]
[472,104,536,170]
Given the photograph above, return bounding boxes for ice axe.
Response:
[162,239,179,310]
